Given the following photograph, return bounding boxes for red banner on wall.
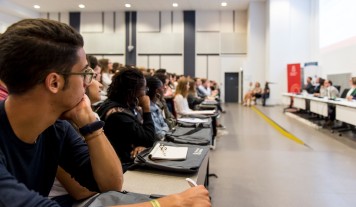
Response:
[287,63,301,93]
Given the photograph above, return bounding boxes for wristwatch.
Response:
[79,120,105,136]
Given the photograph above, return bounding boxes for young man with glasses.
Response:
[0,19,210,207]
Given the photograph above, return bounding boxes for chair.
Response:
[340,88,350,98]
[334,85,341,92]
[164,96,177,118]
[331,88,353,135]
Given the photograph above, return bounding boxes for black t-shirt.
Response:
[0,101,99,206]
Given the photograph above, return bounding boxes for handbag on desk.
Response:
[165,127,211,146]
[131,141,209,173]
[81,191,154,207]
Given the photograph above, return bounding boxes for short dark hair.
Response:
[155,68,166,74]
[146,76,163,100]
[154,73,167,85]
[87,55,99,69]
[0,18,83,94]
[107,66,145,106]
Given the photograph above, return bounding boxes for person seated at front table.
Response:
[304,76,314,94]
[324,80,340,99]
[322,80,340,127]
[96,67,155,171]
[346,77,356,101]
[313,78,325,97]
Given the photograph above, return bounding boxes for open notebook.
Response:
[184,110,215,115]
[177,117,209,124]
[148,143,188,161]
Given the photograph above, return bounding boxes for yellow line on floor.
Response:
[251,106,305,145]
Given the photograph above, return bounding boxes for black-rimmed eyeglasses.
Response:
[61,68,95,85]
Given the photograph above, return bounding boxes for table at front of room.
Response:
[282,93,306,110]
[334,100,356,126]
[282,93,356,122]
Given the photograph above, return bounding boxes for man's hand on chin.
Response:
[60,95,96,127]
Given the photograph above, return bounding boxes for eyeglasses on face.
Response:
[61,67,95,85]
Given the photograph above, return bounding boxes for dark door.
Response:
[225,72,239,102]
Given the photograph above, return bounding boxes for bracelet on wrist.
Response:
[150,200,161,207]
[84,129,104,142]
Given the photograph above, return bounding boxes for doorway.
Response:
[224,72,239,102]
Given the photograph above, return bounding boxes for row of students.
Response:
[0,18,210,207]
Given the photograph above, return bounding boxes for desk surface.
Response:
[122,151,209,195]
[282,93,356,108]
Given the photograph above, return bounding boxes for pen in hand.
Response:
[185,178,198,187]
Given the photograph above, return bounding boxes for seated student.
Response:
[96,67,155,171]
[0,18,123,206]
[197,78,225,113]
[195,78,207,98]
[174,76,219,119]
[251,82,263,104]
[49,56,103,206]
[244,82,262,106]
[187,78,205,110]
[98,58,113,97]
[346,77,356,101]
[87,55,107,105]
[154,73,177,129]
[146,76,170,140]
[262,82,270,106]
[0,80,8,100]
[243,82,254,106]
[0,18,210,207]
[174,76,194,117]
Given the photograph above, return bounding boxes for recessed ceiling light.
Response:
[173,3,178,7]
[221,2,227,7]
[33,5,40,9]
[78,4,85,9]
[125,4,131,8]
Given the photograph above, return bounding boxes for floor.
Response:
[209,103,356,207]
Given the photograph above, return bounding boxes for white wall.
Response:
[0,1,39,32]
[0,12,21,33]
[220,55,246,102]
[319,0,356,77]
[266,0,314,104]
[246,1,266,96]
[136,11,183,74]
